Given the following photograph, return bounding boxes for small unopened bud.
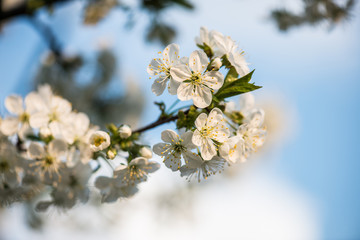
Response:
[107,149,117,159]
[139,146,152,159]
[210,57,222,70]
[118,125,132,139]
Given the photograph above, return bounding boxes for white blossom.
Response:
[139,146,152,159]
[118,125,132,139]
[212,33,250,76]
[147,43,184,96]
[219,136,245,164]
[89,130,111,152]
[195,26,222,53]
[192,108,230,160]
[153,129,198,171]
[36,162,92,211]
[0,95,33,138]
[170,50,224,108]
[27,139,68,179]
[113,157,160,186]
[180,155,225,182]
[95,176,138,203]
[27,85,72,138]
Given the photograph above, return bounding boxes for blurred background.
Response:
[0,0,359,239]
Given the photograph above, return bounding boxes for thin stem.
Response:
[133,109,190,134]
[167,99,180,113]
[169,104,192,115]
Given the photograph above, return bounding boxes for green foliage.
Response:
[176,106,200,130]
[224,67,238,83]
[197,43,213,59]
[215,70,261,101]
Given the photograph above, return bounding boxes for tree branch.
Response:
[133,115,179,134]
[0,0,72,22]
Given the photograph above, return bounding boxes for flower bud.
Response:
[107,149,117,159]
[89,130,110,152]
[118,125,132,139]
[210,57,222,70]
[139,146,152,159]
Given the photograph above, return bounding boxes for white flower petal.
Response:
[29,112,49,128]
[164,154,181,171]
[203,71,224,90]
[51,96,72,115]
[147,58,163,75]
[28,142,45,159]
[189,50,208,73]
[177,83,193,101]
[163,43,180,64]
[25,92,47,114]
[161,129,179,143]
[0,117,19,136]
[192,85,212,108]
[228,52,250,77]
[5,95,24,115]
[168,78,180,95]
[153,143,170,156]
[48,139,67,157]
[192,130,202,146]
[181,131,196,149]
[170,64,192,82]
[182,151,203,168]
[151,78,168,96]
[200,138,216,161]
[195,113,207,129]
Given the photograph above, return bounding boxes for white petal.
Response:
[0,117,19,136]
[5,95,24,115]
[168,78,180,95]
[170,64,192,82]
[18,122,33,140]
[161,129,179,143]
[163,43,180,64]
[164,155,181,171]
[181,131,196,149]
[192,130,202,146]
[151,78,168,96]
[207,108,224,127]
[200,138,216,161]
[48,139,67,157]
[228,52,250,77]
[239,93,255,112]
[183,151,203,168]
[147,58,163,75]
[153,143,170,156]
[189,50,208,73]
[192,85,212,108]
[25,92,47,114]
[29,112,49,128]
[177,83,193,101]
[74,112,90,136]
[203,71,224,90]
[51,96,72,115]
[219,142,230,160]
[28,142,45,159]
[195,113,207,129]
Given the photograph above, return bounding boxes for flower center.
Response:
[190,73,202,85]
[94,137,106,147]
[19,112,29,123]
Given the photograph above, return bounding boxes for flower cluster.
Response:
[150,27,266,182]
[0,27,266,210]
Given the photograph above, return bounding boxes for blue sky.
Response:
[0,0,359,238]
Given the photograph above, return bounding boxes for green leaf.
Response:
[216,84,261,100]
[215,70,261,100]
[176,106,200,130]
[224,67,238,83]
[197,43,213,58]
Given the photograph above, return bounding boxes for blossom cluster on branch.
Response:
[0,27,266,210]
